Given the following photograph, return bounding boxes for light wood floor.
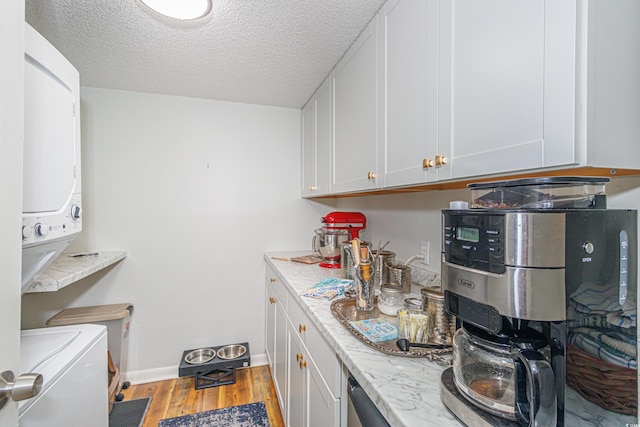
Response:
[120,365,285,427]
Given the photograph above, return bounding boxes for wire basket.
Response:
[566,343,637,416]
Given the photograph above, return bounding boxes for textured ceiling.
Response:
[25,0,386,108]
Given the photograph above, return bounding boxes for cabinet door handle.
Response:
[422,158,434,169]
[300,360,307,369]
[367,171,376,180]
[435,154,448,167]
[269,297,276,304]
[299,324,306,333]
[308,185,316,191]
[269,278,276,283]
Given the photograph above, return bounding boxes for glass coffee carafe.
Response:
[452,323,556,426]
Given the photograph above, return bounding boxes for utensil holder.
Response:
[372,250,396,292]
[355,261,374,311]
[388,264,411,293]
[341,241,370,280]
[421,286,456,345]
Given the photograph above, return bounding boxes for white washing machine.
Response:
[19,324,108,427]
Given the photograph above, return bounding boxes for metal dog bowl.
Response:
[217,344,247,360]
[184,348,216,365]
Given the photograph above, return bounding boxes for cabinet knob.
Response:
[296,353,303,362]
[435,154,448,167]
[269,278,276,283]
[299,324,307,333]
[422,158,434,169]
[300,360,307,369]
[367,172,376,180]
[269,297,276,304]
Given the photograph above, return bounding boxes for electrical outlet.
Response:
[420,241,430,265]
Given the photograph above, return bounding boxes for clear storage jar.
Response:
[377,284,404,316]
[396,298,428,343]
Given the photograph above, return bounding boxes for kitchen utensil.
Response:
[395,338,448,351]
[341,241,370,279]
[354,260,374,312]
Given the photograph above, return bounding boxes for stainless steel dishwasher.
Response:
[347,373,391,427]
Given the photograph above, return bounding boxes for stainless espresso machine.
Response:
[439,177,638,427]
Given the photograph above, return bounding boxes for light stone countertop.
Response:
[265,251,461,427]
[24,250,127,293]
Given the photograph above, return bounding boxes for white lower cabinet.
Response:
[265,266,342,426]
[265,271,289,414]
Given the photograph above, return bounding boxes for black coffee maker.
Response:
[439,178,638,427]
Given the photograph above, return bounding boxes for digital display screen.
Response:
[457,227,479,243]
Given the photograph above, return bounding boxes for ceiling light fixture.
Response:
[140,0,212,20]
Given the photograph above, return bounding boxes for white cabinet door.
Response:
[438,0,577,180]
[315,79,331,195]
[265,283,276,369]
[302,79,332,197]
[332,16,379,193]
[308,359,340,427]
[274,299,288,414]
[301,99,316,197]
[288,325,306,427]
[380,0,442,187]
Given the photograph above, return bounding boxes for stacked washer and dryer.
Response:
[19,23,108,426]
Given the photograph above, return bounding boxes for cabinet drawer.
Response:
[266,266,288,309]
[288,296,342,397]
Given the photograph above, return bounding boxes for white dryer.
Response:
[19,324,108,427]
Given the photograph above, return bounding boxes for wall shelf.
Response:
[24,251,127,293]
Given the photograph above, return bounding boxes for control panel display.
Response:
[456,227,479,243]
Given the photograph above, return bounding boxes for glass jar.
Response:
[377,284,404,316]
[396,298,428,343]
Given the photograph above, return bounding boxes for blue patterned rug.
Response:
[158,401,270,427]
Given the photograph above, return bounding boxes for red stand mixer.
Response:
[313,212,366,268]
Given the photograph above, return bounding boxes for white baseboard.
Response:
[125,352,269,385]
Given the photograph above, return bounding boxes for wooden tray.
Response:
[330,297,452,364]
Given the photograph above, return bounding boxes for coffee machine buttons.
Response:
[619,230,629,305]
[485,229,500,235]
[487,237,500,244]
[583,241,595,254]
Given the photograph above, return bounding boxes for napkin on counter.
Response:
[300,278,354,301]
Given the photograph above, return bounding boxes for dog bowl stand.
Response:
[178,342,250,390]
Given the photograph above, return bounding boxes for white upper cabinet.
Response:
[302,78,331,197]
[303,0,640,197]
[332,16,379,193]
[379,0,443,188]
[437,0,577,180]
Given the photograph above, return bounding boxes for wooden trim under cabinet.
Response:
[308,167,640,199]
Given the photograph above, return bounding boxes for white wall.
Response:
[21,88,336,381]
